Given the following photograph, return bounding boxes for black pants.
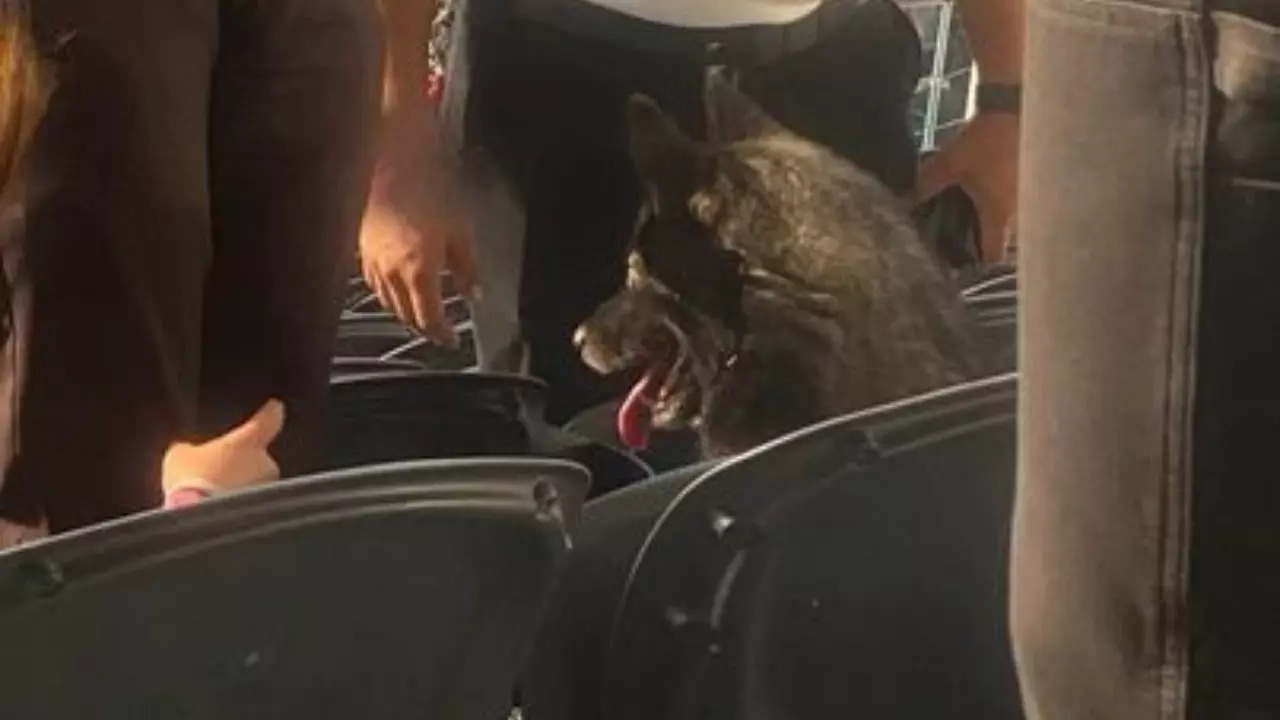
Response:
[456,0,922,422]
[0,0,383,531]
[1013,1,1280,717]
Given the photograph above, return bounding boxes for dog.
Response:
[573,72,983,458]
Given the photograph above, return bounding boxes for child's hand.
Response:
[162,400,286,497]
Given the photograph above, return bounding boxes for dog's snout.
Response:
[575,323,615,375]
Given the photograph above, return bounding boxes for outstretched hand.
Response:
[162,399,286,496]
[359,102,478,345]
[912,111,1020,265]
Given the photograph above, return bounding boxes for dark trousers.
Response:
[456,0,921,422]
[1013,0,1280,717]
[0,0,383,531]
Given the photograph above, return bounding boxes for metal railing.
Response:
[904,1,976,151]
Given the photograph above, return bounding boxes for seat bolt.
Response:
[17,558,65,600]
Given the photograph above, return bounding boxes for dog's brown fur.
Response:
[575,73,982,458]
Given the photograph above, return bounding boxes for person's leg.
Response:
[463,11,705,423]
[1186,9,1280,715]
[195,0,382,474]
[0,0,218,530]
[1012,0,1280,717]
[1011,1,1207,715]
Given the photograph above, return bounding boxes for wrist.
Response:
[163,484,214,510]
[975,83,1022,117]
[973,62,1022,87]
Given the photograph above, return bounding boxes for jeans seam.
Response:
[1156,10,1208,720]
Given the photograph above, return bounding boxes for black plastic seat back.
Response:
[603,374,1022,720]
[323,372,545,470]
[963,268,1017,298]
[323,372,652,492]
[0,458,588,720]
[335,315,478,370]
[330,356,427,379]
[967,290,1017,374]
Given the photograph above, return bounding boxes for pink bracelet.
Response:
[163,486,212,510]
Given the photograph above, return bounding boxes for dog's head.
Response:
[576,72,867,453]
[577,73,979,456]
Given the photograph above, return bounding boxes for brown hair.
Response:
[0,2,45,192]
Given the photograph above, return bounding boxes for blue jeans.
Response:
[1013,1,1280,716]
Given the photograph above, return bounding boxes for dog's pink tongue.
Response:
[617,369,659,451]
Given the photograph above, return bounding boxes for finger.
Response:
[227,399,287,446]
[366,269,393,314]
[446,227,482,304]
[382,271,421,330]
[407,266,459,348]
[360,253,381,297]
[384,269,424,331]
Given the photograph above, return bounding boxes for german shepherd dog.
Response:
[574,72,982,458]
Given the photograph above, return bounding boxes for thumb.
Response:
[225,399,287,446]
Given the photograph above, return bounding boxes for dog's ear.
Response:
[627,93,710,214]
[704,67,785,144]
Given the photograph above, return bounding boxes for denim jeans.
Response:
[1012,1,1280,717]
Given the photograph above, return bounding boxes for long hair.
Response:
[0,2,43,354]
[0,1,45,193]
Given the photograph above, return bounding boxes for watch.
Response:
[975,83,1021,116]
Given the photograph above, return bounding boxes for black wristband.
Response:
[975,83,1021,116]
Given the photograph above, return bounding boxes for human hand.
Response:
[359,102,478,346]
[161,399,286,497]
[913,111,1020,265]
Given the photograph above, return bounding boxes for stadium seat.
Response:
[0,458,588,720]
[323,372,543,470]
[962,268,1017,299]
[334,315,478,371]
[330,356,428,380]
[324,372,651,493]
[597,374,1022,720]
[967,290,1017,374]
